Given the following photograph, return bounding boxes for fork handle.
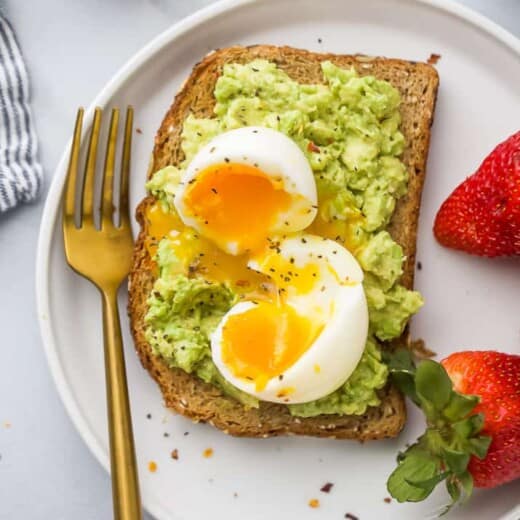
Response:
[101,288,142,520]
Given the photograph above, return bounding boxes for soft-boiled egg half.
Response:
[174,127,318,255]
[172,127,368,404]
[211,235,368,404]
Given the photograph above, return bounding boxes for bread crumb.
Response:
[409,338,436,359]
[308,498,320,508]
[148,461,157,473]
[171,449,179,460]
[203,448,214,458]
[320,482,334,493]
[384,497,392,504]
[3,422,11,429]
[427,53,441,65]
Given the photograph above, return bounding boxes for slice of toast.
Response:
[128,45,439,440]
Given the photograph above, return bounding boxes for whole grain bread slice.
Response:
[128,45,439,440]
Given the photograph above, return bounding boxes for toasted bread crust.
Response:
[128,45,439,439]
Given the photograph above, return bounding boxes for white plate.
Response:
[36,1,520,519]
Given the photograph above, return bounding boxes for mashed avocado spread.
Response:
[145,60,423,417]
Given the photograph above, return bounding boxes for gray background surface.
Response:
[0,1,518,518]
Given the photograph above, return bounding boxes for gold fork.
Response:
[63,106,141,520]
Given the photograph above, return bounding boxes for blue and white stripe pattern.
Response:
[0,16,42,213]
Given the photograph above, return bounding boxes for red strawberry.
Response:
[386,349,520,511]
[434,131,520,257]
[442,351,520,488]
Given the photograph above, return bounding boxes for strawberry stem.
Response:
[385,349,492,509]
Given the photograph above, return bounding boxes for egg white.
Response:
[211,235,369,404]
[174,127,318,254]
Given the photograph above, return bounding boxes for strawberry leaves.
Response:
[416,360,452,409]
[387,450,439,501]
[385,349,492,510]
[443,393,479,422]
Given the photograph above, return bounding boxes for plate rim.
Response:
[35,1,520,519]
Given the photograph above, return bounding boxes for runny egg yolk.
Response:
[182,163,293,252]
[252,248,323,296]
[307,207,367,255]
[145,203,184,257]
[145,203,277,300]
[145,205,341,302]
[221,302,324,391]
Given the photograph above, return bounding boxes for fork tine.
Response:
[80,107,102,224]
[118,106,133,227]
[100,108,120,227]
[63,108,84,224]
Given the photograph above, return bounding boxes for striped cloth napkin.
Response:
[0,16,42,213]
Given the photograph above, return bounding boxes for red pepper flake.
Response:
[203,448,214,458]
[308,498,320,508]
[171,449,179,460]
[427,53,441,65]
[148,461,157,473]
[235,280,250,287]
[384,497,392,504]
[135,127,143,134]
[307,141,320,153]
[320,482,334,493]
[345,514,358,520]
